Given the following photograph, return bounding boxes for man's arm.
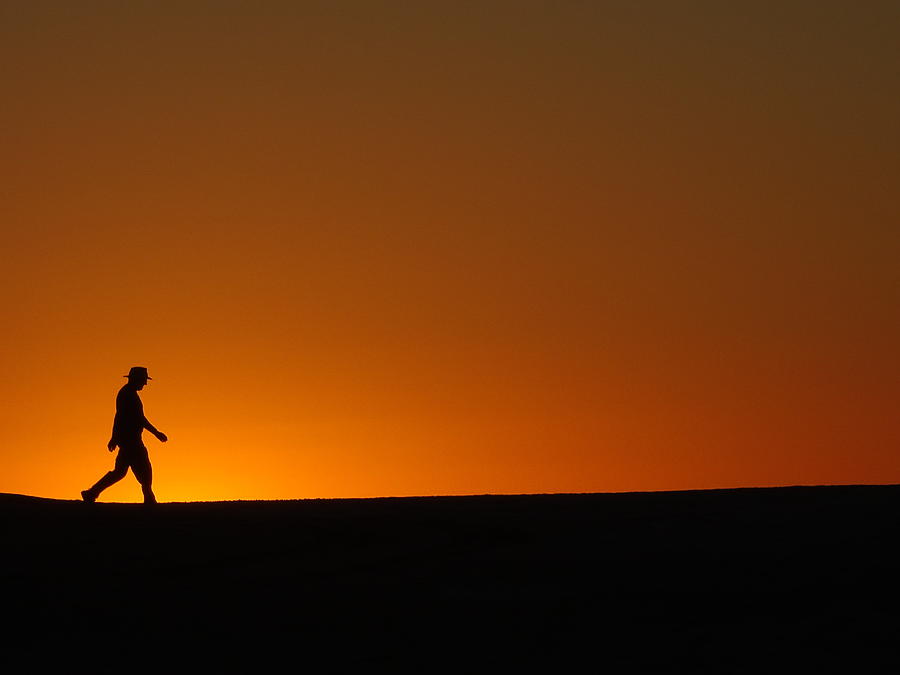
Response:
[108,416,119,452]
[143,417,168,443]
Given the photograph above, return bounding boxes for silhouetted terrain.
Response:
[3,486,900,672]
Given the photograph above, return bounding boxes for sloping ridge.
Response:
[3,485,900,670]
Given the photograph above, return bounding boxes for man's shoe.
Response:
[81,490,96,503]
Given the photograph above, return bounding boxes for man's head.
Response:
[124,366,152,390]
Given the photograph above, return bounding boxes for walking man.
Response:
[82,367,168,504]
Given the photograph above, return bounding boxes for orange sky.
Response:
[2,1,898,501]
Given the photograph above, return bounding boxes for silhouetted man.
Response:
[82,367,168,504]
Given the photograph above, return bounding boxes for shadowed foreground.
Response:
[3,486,900,671]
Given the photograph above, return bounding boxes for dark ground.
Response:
[3,485,900,672]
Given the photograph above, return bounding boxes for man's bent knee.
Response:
[109,468,128,481]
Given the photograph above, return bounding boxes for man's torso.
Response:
[113,386,145,447]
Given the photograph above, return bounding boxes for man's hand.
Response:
[156,431,168,443]
[107,439,117,452]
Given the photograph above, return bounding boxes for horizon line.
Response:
[3,482,899,505]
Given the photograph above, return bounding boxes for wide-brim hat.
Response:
[124,366,152,380]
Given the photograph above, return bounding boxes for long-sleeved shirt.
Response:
[111,385,146,448]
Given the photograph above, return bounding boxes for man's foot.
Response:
[81,490,96,503]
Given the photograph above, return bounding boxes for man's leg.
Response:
[82,452,129,502]
[130,447,157,505]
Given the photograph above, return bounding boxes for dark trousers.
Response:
[89,445,156,503]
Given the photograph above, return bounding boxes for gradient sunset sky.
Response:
[2,1,897,501]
